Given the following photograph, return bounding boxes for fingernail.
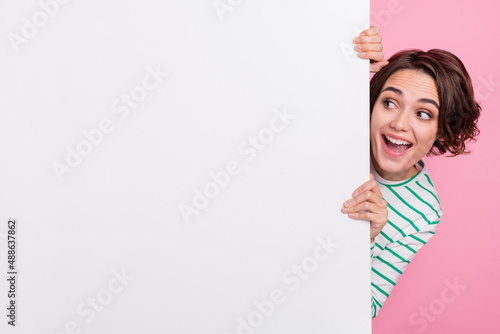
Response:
[358,52,366,57]
[355,44,362,51]
[353,190,359,196]
[353,37,360,44]
[348,213,355,218]
[342,207,349,213]
[344,200,351,207]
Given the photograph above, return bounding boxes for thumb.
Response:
[370,60,389,73]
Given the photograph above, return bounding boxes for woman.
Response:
[348,26,480,318]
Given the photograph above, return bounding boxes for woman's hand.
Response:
[353,25,389,73]
[341,173,388,243]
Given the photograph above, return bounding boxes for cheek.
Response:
[370,108,386,134]
[415,126,439,147]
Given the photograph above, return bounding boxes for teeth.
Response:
[385,135,411,146]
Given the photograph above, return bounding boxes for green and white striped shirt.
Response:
[369,159,443,318]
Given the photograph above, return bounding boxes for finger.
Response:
[348,201,379,215]
[370,60,389,73]
[352,177,383,197]
[354,43,383,52]
[344,189,381,208]
[348,211,377,222]
[352,178,376,196]
[360,25,380,37]
[370,173,382,198]
[353,35,382,44]
[357,51,384,62]
[369,173,384,197]
[347,193,386,215]
[368,174,382,198]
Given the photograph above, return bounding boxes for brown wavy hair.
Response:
[370,49,481,157]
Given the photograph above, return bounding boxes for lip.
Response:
[381,133,412,157]
[383,133,413,145]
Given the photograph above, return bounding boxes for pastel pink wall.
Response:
[369,0,500,333]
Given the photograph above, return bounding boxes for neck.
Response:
[370,150,419,182]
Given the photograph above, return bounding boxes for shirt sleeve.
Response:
[371,221,439,318]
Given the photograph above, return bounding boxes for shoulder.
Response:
[376,160,443,240]
[411,161,443,221]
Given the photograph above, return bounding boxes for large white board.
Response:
[0,1,371,333]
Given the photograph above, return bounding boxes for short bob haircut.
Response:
[370,49,481,157]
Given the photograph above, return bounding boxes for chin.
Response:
[371,140,415,178]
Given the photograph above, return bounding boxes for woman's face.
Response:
[370,69,444,181]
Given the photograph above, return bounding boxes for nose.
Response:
[390,108,411,132]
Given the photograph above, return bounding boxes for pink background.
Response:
[369,0,500,333]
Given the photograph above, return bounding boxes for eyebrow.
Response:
[381,86,440,110]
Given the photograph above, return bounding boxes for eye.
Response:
[417,111,432,120]
[382,99,396,109]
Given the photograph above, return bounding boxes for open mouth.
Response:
[383,134,413,153]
